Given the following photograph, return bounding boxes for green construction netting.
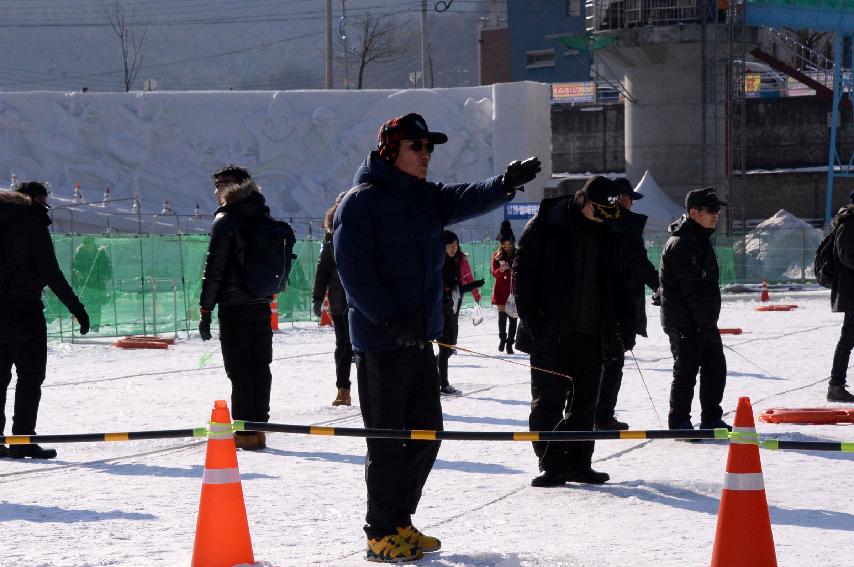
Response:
[41,232,815,340]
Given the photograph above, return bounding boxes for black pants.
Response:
[0,310,48,436]
[830,311,854,386]
[356,346,443,539]
[667,330,727,428]
[219,303,273,423]
[596,351,625,422]
[498,310,517,346]
[529,333,602,473]
[331,312,353,389]
[437,302,458,387]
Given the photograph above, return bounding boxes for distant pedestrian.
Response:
[72,236,113,333]
[334,112,540,562]
[660,187,730,430]
[0,182,89,459]
[492,220,517,354]
[824,191,854,402]
[312,192,353,407]
[437,230,484,395]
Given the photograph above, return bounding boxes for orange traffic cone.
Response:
[319,293,333,327]
[270,293,279,331]
[192,400,254,567]
[710,397,777,567]
[759,280,769,302]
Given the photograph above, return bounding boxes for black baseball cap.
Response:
[685,187,727,211]
[613,177,644,200]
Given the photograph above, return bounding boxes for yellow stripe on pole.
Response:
[620,431,647,440]
[411,430,436,440]
[310,426,335,436]
[513,432,540,441]
[105,433,129,442]
[6,436,30,445]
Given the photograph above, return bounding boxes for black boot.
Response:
[498,311,507,352]
[531,470,566,487]
[828,384,854,402]
[564,466,609,484]
[506,316,517,354]
[9,444,57,459]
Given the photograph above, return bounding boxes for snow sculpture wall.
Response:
[0,83,551,233]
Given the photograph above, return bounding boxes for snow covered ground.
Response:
[1,292,853,566]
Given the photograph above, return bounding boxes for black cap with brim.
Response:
[398,113,447,144]
[685,187,727,210]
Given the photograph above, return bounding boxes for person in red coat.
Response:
[492,220,517,353]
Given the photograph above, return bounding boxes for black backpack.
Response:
[242,218,296,298]
[814,228,838,289]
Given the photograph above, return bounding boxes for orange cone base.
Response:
[712,491,777,567]
[192,484,254,567]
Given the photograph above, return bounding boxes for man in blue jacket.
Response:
[334,112,540,562]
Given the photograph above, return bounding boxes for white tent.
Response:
[630,170,684,231]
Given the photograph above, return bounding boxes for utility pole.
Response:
[420,0,432,88]
[341,0,350,89]
[325,0,333,89]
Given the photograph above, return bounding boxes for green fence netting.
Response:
[42,231,822,340]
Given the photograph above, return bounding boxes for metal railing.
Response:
[586,0,719,32]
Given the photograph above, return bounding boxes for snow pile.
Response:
[733,209,824,281]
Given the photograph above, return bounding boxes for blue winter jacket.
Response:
[334,151,509,352]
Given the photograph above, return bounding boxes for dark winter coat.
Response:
[333,151,509,352]
[615,207,660,346]
[312,231,347,315]
[512,195,627,359]
[831,205,854,312]
[659,215,721,334]
[442,252,481,309]
[199,186,274,311]
[0,191,82,314]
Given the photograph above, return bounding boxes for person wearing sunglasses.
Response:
[333,112,540,562]
[512,175,630,488]
[659,187,731,433]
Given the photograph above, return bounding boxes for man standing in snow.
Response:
[0,181,89,459]
[659,187,730,430]
[334,112,540,562]
[595,178,660,431]
[513,176,627,488]
[824,191,854,402]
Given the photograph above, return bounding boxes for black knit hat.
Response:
[443,230,459,245]
[496,220,515,243]
[16,181,49,199]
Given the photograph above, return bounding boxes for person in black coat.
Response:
[334,112,540,561]
[199,165,279,451]
[660,187,729,430]
[0,182,89,459]
[826,196,854,402]
[595,178,660,430]
[514,176,627,488]
[312,192,353,407]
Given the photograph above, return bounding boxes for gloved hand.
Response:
[199,308,212,341]
[384,315,423,349]
[71,303,90,335]
[502,157,542,193]
[651,288,661,307]
[461,278,485,292]
[312,299,323,318]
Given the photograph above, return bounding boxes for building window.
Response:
[567,0,581,17]
[526,49,556,69]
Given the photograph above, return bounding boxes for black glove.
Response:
[502,157,542,193]
[461,278,485,292]
[71,303,90,335]
[312,299,323,318]
[199,309,212,341]
[384,315,423,349]
[651,288,661,307]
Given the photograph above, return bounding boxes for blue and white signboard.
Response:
[504,202,540,220]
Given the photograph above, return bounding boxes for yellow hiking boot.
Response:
[366,533,423,563]
[397,524,441,553]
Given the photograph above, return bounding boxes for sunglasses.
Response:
[406,140,435,154]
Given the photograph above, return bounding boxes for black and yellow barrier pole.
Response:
[2,427,208,446]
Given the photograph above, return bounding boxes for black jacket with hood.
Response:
[831,204,854,312]
[312,231,347,315]
[199,185,274,311]
[0,191,82,313]
[615,207,660,346]
[659,214,721,334]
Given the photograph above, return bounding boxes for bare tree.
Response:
[104,1,149,92]
[338,13,412,89]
